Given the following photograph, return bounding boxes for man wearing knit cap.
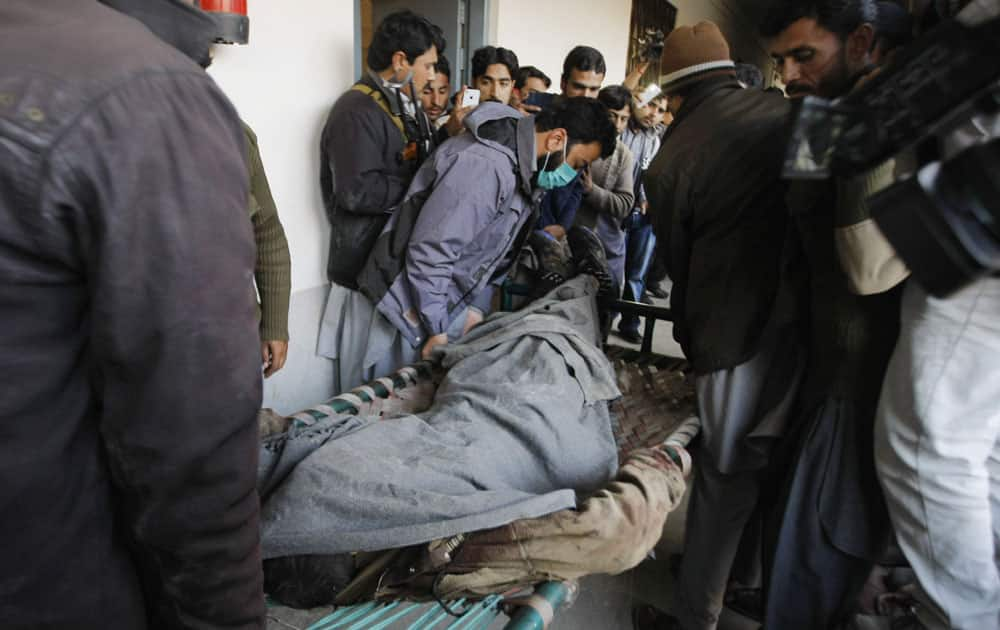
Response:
[633,20,805,630]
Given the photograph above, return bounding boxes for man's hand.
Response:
[581,167,594,194]
[516,101,542,116]
[462,308,484,336]
[623,60,651,91]
[640,200,649,216]
[421,333,449,360]
[261,340,288,378]
[444,87,475,137]
[543,225,567,240]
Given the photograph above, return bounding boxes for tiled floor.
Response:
[266,295,762,630]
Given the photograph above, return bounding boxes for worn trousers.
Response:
[675,332,803,630]
[875,278,1000,630]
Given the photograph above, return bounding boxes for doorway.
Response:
[627,0,678,87]
[357,0,490,87]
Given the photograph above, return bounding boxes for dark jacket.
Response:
[536,176,584,230]
[320,73,435,288]
[0,1,265,627]
[646,77,802,373]
[763,180,902,630]
[358,103,539,347]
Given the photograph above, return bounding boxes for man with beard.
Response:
[759,2,904,629]
[0,0,265,626]
[472,46,519,106]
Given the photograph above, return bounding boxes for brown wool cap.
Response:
[659,21,735,94]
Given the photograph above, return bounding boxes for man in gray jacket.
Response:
[576,85,637,293]
[351,98,617,376]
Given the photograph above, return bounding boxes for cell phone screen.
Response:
[525,92,555,109]
[462,89,481,108]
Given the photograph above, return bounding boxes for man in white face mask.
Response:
[350,98,616,386]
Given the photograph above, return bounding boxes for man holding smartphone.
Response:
[471,45,519,106]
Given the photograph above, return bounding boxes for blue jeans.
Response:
[618,210,656,335]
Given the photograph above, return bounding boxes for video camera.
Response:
[637,28,667,63]
[782,1,1000,296]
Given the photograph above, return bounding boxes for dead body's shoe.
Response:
[567,226,614,298]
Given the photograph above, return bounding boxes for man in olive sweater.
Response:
[244,124,292,377]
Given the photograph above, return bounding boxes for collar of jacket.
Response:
[98,0,217,67]
[516,115,539,200]
[362,71,418,119]
[669,75,742,134]
[361,72,403,117]
[463,103,538,199]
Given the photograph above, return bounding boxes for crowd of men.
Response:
[1,0,997,629]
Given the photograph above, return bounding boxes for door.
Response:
[359,0,490,87]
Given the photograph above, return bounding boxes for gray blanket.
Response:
[258,276,621,558]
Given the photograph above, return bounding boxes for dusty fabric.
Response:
[259,276,620,558]
[317,283,468,393]
[2,2,266,627]
[390,447,689,601]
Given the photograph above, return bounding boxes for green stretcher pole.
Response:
[504,581,576,630]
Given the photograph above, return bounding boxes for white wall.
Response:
[492,0,632,86]
[210,0,355,293]
[209,0,358,413]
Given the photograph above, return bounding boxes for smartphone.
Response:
[524,91,556,109]
[461,88,481,108]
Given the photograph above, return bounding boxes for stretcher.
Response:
[264,298,695,630]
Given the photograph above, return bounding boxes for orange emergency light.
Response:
[197,0,249,45]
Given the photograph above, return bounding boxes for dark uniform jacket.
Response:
[646,76,802,373]
[0,1,265,627]
[320,73,436,289]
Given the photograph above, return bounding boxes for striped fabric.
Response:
[287,362,437,430]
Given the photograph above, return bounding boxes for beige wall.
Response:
[210,0,356,292]
[491,0,769,89]
[492,0,633,87]
[209,0,357,412]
